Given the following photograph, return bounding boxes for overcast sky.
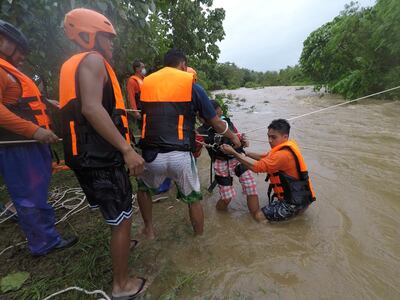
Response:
[212,0,376,71]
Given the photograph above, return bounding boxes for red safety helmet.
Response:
[64,8,116,49]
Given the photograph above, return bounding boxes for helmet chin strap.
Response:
[93,38,109,62]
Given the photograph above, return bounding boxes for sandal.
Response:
[112,277,147,300]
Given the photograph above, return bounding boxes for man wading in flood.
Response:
[136,48,241,237]
[221,119,316,222]
[59,8,147,299]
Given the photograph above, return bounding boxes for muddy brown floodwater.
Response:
[141,86,399,300]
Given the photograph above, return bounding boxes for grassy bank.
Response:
[0,165,210,299]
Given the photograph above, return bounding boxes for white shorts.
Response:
[138,151,202,204]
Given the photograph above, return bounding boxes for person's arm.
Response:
[79,54,144,176]
[126,78,141,120]
[245,150,269,161]
[220,144,258,170]
[0,75,58,143]
[208,116,241,147]
[126,78,137,110]
[192,84,241,147]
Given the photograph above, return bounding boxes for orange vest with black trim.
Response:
[59,51,130,169]
[0,58,50,141]
[267,140,316,206]
[140,67,195,152]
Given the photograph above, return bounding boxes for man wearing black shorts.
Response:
[59,9,146,299]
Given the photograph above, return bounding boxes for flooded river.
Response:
[140,86,400,299]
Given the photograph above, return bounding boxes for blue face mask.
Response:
[141,68,147,76]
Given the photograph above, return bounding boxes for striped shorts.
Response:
[214,158,258,200]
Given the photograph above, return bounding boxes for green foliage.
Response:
[213,93,229,117]
[0,0,225,98]
[300,0,400,99]
[1,272,30,293]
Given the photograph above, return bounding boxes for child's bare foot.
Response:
[255,210,267,222]
[216,198,230,211]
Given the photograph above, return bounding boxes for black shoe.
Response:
[54,236,79,251]
[32,236,78,257]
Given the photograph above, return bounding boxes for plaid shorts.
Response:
[214,158,258,200]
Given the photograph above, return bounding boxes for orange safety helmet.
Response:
[64,8,116,49]
[186,66,197,82]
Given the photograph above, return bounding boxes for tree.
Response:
[300,0,400,99]
[0,0,225,97]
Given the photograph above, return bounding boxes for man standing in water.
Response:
[137,48,241,237]
[60,8,146,299]
[221,119,315,221]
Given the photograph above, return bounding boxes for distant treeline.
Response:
[193,63,311,91]
[300,0,400,99]
[199,0,400,100]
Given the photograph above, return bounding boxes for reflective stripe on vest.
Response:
[59,51,130,166]
[0,58,50,137]
[139,67,195,151]
[267,140,316,201]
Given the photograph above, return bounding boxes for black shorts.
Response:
[74,165,133,226]
[261,200,308,222]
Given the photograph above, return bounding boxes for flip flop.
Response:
[112,277,147,300]
[130,239,139,250]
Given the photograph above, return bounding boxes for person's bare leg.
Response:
[255,209,268,222]
[111,217,145,296]
[189,202,204,235]
[246,195,260,219]
[216,198,231,211]
[137,190,155,239]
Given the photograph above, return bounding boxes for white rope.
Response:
[243,137,398,162]
[0,202,15,218]
[126,109,141,112]
[244,85,400,134]
[0,187,87,254]
[0,210,17,224]
[0,241,27,256]
[43,286,111,300]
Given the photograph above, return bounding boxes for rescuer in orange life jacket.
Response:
[221,119,316,222]
[0,19,78,256]
[126,59,145,122]
[136,48,241,238]
[59,8,147,299]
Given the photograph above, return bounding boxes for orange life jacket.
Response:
[129,75,143,87]
[266,140,316,206]
[0,58,50,141]
[128,74,143,110]
[140,67,195,151]
[59,51,130,169]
